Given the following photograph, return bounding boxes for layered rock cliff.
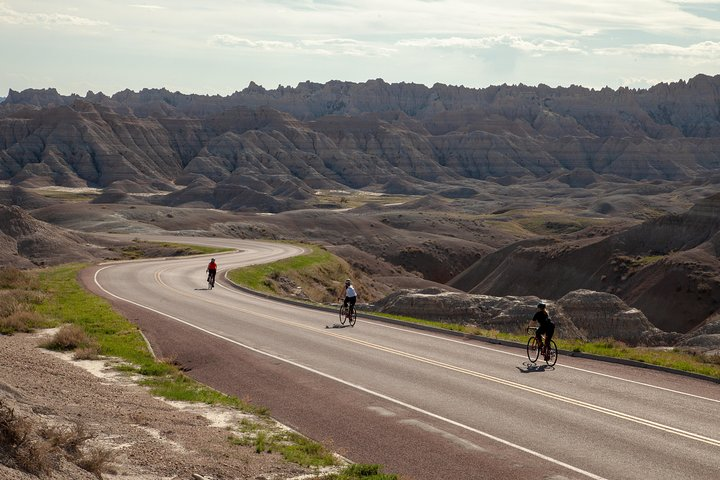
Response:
[1,75,720,208]
[449,193,720,335]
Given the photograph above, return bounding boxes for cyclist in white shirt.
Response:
[341,279,357,318]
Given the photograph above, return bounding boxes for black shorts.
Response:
[537,322,555,339]
[344,296,356,308]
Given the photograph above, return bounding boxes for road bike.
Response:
[339,303,357,327]
[526,326,557,366]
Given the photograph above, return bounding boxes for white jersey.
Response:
[345,285,357,297]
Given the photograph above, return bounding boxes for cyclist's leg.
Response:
[343,297,350,318]
[544,324,555,360]
[536,324,547,354]
[349,297,356,316]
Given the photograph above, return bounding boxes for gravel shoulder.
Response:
[0,329,336,480]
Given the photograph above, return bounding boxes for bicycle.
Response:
[207,273,215,290]
[526,326,557,366]
[339,303,357,327]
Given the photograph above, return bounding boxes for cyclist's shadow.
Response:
[517,362,555,373]
[326,324,352,329]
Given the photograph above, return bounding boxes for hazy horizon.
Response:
[2,1,720,97]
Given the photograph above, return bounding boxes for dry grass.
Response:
[0,401,54,476]
[0,267,48,334]
[75,447,116,478]
[0,267,39,290]
[42,324,98,352]
[1,402,114,478]
[41,424,115,478]
[0,311,44,334]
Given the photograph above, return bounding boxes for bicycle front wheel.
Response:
[545,340,558,366]
[339,305,347,325]
[526,337,540,363]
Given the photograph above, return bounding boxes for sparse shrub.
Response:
[0,314,30,334]
[0,267,39,290]
[0,400,55,475]
[74,446,115,478]
[40,423,91,455]
[0,311,45,334]
[42,324,94,351]
[1,288,46,306]
[0,294,20,318]
[73,346,102,360]
[255,431,269,453]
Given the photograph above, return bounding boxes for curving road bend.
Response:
[85,235,720,480]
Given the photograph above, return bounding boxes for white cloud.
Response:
[209,35,296,50]
[210,34,395,57]
[596,40,720,58]
[397,35,584,54]
[129,4,165,10]
[0,2,107,26]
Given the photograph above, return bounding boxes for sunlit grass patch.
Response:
[140,374,268,416]
[324,463,399,480]
[228,242,351,303]
[229,422,337,467]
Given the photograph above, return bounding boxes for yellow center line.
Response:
[156,268,720,448]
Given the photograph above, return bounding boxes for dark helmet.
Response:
[211,258,216,262]
[537,302,546,309]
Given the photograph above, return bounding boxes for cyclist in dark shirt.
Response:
[532,302,555,361]
[206,258,217,287]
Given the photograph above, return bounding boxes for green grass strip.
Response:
[35,263,167,375]
[33,263,269,412]
[227,243,338,295]
[326,464,399,479]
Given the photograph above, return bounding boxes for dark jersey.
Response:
[533,310,552,326]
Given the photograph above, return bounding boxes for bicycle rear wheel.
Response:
[526,337,540,363]
[349,308,357,327]
[339,305,347,325]
[545,340,558,366]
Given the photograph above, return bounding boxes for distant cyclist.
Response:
[340,279,357,318]
[206,258,217,288]
[532,302,555,361]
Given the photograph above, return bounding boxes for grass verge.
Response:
[227,242,352,304]
[3,263,353,473]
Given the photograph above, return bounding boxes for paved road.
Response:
[87,236,720,480]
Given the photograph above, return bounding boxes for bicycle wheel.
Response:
[545,340,558,366]
[526,337,540,363]
[339,305,347,325]
[348,308,357,327]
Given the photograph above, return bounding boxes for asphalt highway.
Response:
[86,236,720,480]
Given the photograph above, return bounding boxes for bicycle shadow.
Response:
[325,323,352,329]
[517,362,555,373]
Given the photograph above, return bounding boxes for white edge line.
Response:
[93,265,607,480]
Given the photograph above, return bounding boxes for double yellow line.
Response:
[158,267,720,449]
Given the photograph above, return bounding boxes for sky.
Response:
[1,0,720,97]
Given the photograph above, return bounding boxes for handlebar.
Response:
[526,326,538,334]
